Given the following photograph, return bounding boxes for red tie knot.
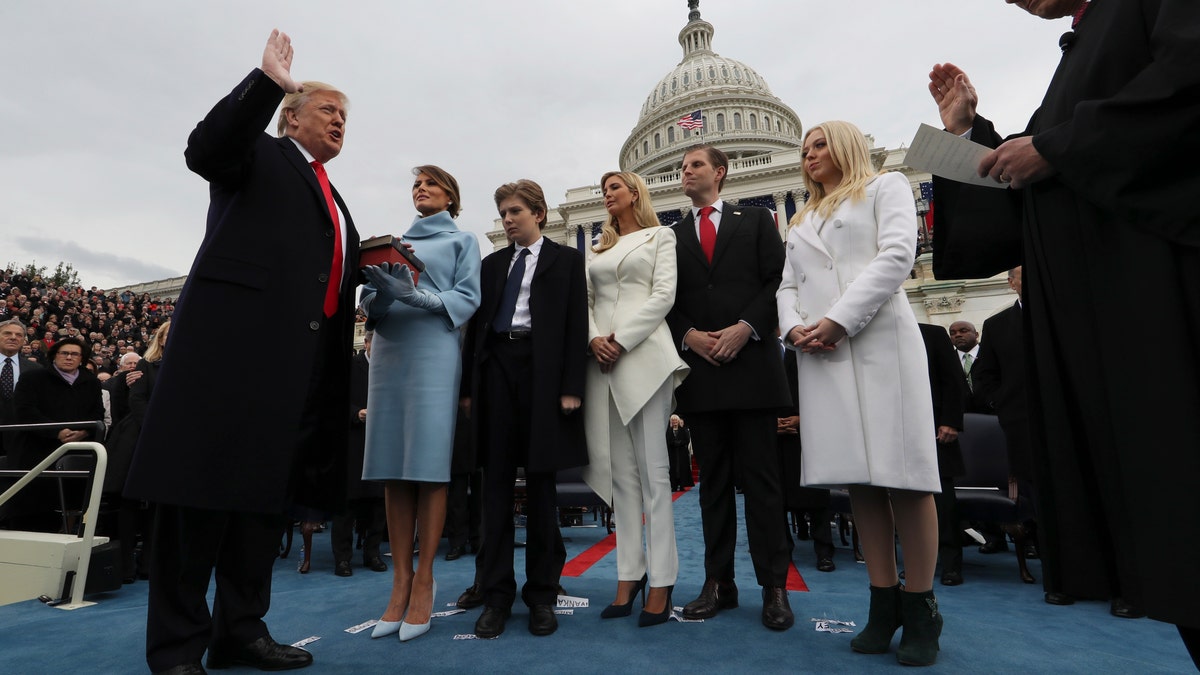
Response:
[700,206,715,218]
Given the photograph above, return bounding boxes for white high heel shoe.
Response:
[371,618,402,639]
[398,580,437,642]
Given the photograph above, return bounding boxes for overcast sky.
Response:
[1,1,1068,290]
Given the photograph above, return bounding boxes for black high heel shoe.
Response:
[600,575,648,619]
[638,586,674,627]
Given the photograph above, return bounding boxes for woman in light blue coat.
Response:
[360,165,481,642]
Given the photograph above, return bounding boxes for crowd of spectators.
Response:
[1,268,174,370]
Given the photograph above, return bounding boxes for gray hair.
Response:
[0,318,27,335]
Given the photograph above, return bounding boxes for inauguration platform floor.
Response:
[1,486,1193,674]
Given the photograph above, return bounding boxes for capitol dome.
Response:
[620,2,804,176]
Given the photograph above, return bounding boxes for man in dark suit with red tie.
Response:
[124,30,359,674]
[668,144,794,631]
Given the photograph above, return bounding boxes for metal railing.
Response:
[0,421,108,609]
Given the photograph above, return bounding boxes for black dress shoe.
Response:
[445,545,465,561]
[529,604,558,636]
[334,561,353,577]
[1044,591,1075,606]
[761,586,794,631]
[457,583,484,609]
[475,606,511,638]
[1110,597,1146,619]
[978,539,1009,554]
[940,570,963,586]
[154,662,206,675]
[1024,542,1040,559]
[206,635,312,671]
[364,556,387,572]
[817,558,836,573]
[681,579,738,620]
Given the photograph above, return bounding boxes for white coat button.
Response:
[800,311,809,320]
[799,272,806,282]
[825,261,833,269]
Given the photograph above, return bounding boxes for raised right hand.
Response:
[262,29,302,93]
[928,62,977,135]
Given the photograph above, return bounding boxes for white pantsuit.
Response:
[583,226,689,585]
[776,172,939,493]
[606,380,677,584]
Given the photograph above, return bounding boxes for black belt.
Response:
[494,330,532,340]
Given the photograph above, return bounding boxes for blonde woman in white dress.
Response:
[583,171,689,628]
[777,121,943,666]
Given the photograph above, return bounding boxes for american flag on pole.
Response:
[919,181,935,232]
[677,110,703,130]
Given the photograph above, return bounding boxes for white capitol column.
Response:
[772,191,789,239]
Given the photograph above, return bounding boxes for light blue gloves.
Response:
[363,262,444,313]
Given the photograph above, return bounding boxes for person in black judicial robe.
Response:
[330,337,386,576]
[122,31,359,673]
[928,0,1200,654]
[668,145,793,629]
[460,180,588,638]
[778,347,834,570]
[917,324,967,585]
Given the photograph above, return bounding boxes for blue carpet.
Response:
[1,488,1193,673]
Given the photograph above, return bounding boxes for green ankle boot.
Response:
[851,583,903,654]
[897,589,944,666]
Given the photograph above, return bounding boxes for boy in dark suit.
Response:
[460,180,588,639]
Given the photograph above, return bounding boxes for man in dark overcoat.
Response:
[123,31,359,673]
[917,323,967,586]
[928,0,1200,661]
[330,330,386,577]
[972,268,1038,527]
[460,179,588,639]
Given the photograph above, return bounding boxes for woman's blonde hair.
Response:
[593,171,659,253]
[797,120,878,222]
[143,320,170,363]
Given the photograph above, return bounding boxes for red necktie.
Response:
[311,161,342,318]
[1071,0,1090,28]
[699,205,716,263]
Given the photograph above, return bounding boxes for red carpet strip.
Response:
[561,487,694,578]
[786,561,809,592]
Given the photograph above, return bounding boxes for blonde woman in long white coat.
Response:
[583,171,689,628]
[777,121,943,666]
